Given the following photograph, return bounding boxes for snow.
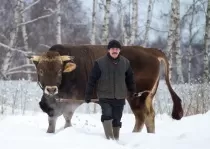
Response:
[0,80,210,149]
[0,109,210,149]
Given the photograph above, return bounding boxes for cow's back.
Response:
[48,44,161,100]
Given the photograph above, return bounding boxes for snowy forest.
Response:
[0,0,210,116]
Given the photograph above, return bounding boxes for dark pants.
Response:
[99,98,125,128]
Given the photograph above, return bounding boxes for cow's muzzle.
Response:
[44,86,58,96]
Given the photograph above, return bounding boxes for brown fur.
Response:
[30,44,184,133]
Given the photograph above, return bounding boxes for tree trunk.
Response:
[130,0,138,45]
[56,0,62,44]
[118,0,128,45]
[20,0,32,80]
[175,0,184,83]
[91,0,97,44]
[1,1,20,80]
[187,0,195,83]
[203,0,210,83]
[166,0,177,82]
[102,0,111,44]
[143,0,153,47]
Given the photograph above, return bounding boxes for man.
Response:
[84,40,136,140]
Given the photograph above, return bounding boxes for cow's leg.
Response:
[63,112,73,128]
[144,95,155,133]
[47,116,58,133]
[128,96,147,132]
[144,77,159,133]
[132,110,146,132]
[63,101,82,129]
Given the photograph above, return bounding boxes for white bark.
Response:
[130,0,138,45]
[188,0,195,83]
[1,1,20,79]
[175,0,184,83]
[166,0,177,82]
[118,0,128,45]
[143,0,153,47]
[20,0,32,80]
[56,0,62,44]
[102,0,111,44]
[91,0,97,44]
[203,0,210,83]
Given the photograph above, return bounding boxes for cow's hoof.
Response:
[64,123,71,129]
[47,129,55,133]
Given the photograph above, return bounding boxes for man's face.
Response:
[108,48,120,59]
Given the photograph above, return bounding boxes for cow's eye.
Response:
[39,69,44,76]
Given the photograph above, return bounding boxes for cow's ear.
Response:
[28,56,40,67]
[63,62,76,73]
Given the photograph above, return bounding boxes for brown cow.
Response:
[29,44,183,133]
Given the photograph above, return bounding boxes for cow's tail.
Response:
[157,50,183,120]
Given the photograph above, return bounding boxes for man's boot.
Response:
[102,120,114,139]
[113,127,120,140]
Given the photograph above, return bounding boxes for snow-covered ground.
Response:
[0,80,210,149]
[0,110,210,149]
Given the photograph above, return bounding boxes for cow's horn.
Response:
[30,56,40,62]
[60,56,75,61]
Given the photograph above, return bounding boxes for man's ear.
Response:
[63,62,76,73]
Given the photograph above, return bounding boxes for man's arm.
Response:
[85,61,101,102]
[125,63,136,94]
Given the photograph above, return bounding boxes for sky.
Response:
[0,109,210,149]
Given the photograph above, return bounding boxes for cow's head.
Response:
[29,51,76,96]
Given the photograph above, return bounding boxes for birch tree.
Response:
[91,0,97,44]
[187,0,196,83]
[102,0,111,44]
[143,0,153,47]
[166,0,184,83]
[1,1,20,80]
[130,0,138,45]
[20,0,32,80]
[116,0,129,45]
[174,0,184,83]
[56,0,61,44]
[166,0,176,81]
[203,0,210,83]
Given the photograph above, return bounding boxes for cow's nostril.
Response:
[46,87,57,94]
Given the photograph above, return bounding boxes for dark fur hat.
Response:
[107,40,121,50]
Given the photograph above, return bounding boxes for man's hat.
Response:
[107,40,121,50]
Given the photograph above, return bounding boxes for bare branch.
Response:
[21,0,40,14]
[6,71,37,76]
[149,26,168,32]
[17,13,55,27]
[0,42,34,56]
[44,7,55,13]
[7,64,35,72]
[39,44,50,48]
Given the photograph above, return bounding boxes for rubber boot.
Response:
[102,120,114,139]
[113,127,120,140]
